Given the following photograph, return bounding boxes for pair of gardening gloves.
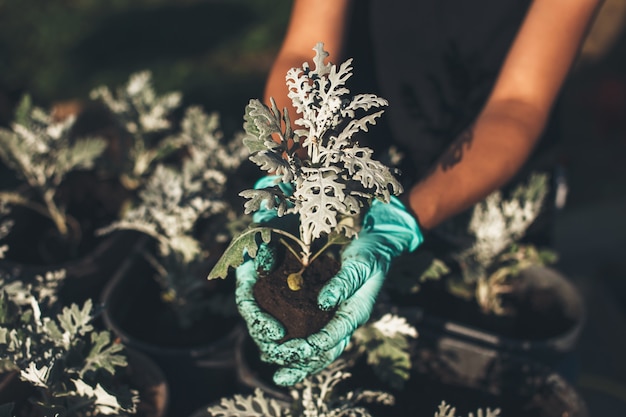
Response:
[236,176,423,386]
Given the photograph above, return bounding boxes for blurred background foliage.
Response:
[0,0,624,206]
[0,0,292,133]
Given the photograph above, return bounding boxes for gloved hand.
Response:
[236,176,423,386]
[266,196,423,385]
[235,176,292,354]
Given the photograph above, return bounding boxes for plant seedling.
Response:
[0,281,139,416]
[207,42,402,290]
[0,95,107,239]
[414,173,557,315]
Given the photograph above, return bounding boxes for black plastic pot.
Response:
[0,229,143,306]
[388,265,586,381]
[100,238,243,417]
[359,330,590,417]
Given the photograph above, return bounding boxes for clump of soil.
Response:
[253,250,340,340]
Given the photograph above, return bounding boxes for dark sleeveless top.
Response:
[344,0,561,249]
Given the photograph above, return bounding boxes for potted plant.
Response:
[88,70,186,191]
[97,104,249,417]
[395,328,589,417]
[385,173,585,378]
[0,272,168,417]
[207,42,404,341]
[0,94,108,264]
[0,91,148,308]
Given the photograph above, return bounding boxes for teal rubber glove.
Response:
[235,176,292,349]
[235,176,423,386]
[267,196,423,385]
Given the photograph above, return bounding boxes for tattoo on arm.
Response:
[439,127,474,171]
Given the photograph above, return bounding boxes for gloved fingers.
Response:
[236,260,285,342]
[318,259,375,310]
[271,338,350,386]
[309,271,385,351]
[254,339,283,363]
[268,330,351,366]
[262,337,316,366]
[273,367,310,387]
[252,209,280,224]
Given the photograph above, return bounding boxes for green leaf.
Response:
[13,95,32,126]
[81,331,127,377]
[239,187,291,217]
[56,300,94,340]
[63,137,108,172]
[243,99,283,149]
[421,258,450,281]
[207,227,272,279]
[205,388,286,417]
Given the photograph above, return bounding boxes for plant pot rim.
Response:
[99,236,243,358]
[124,347,170,417]
[408,265,586,355]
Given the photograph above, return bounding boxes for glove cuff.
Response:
[367,196,424,252]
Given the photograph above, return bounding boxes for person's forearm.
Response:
[405,99,548,231]
[264,0,353,119]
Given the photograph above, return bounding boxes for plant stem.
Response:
[307,238,337,266]
[266,228,311,266]
[0,191,79,240]
[279,237,304,265]
[43,189,68,237]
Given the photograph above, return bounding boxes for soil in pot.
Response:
[253,249,340,341]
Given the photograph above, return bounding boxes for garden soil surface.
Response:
[253,250,340,340]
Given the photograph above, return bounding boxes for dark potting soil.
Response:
[253,250,340,340]
[392,277,577,341]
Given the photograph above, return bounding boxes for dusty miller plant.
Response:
[0,95,107,239]
[203,358,394,417]
[431,173,557,315]
[350,313,418,390]
[0,283,139,416]
[90,70,184,189]
[208,42,402,289]
[434,401,501,417]
[97,106,247,328]
[203,360,498,417]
